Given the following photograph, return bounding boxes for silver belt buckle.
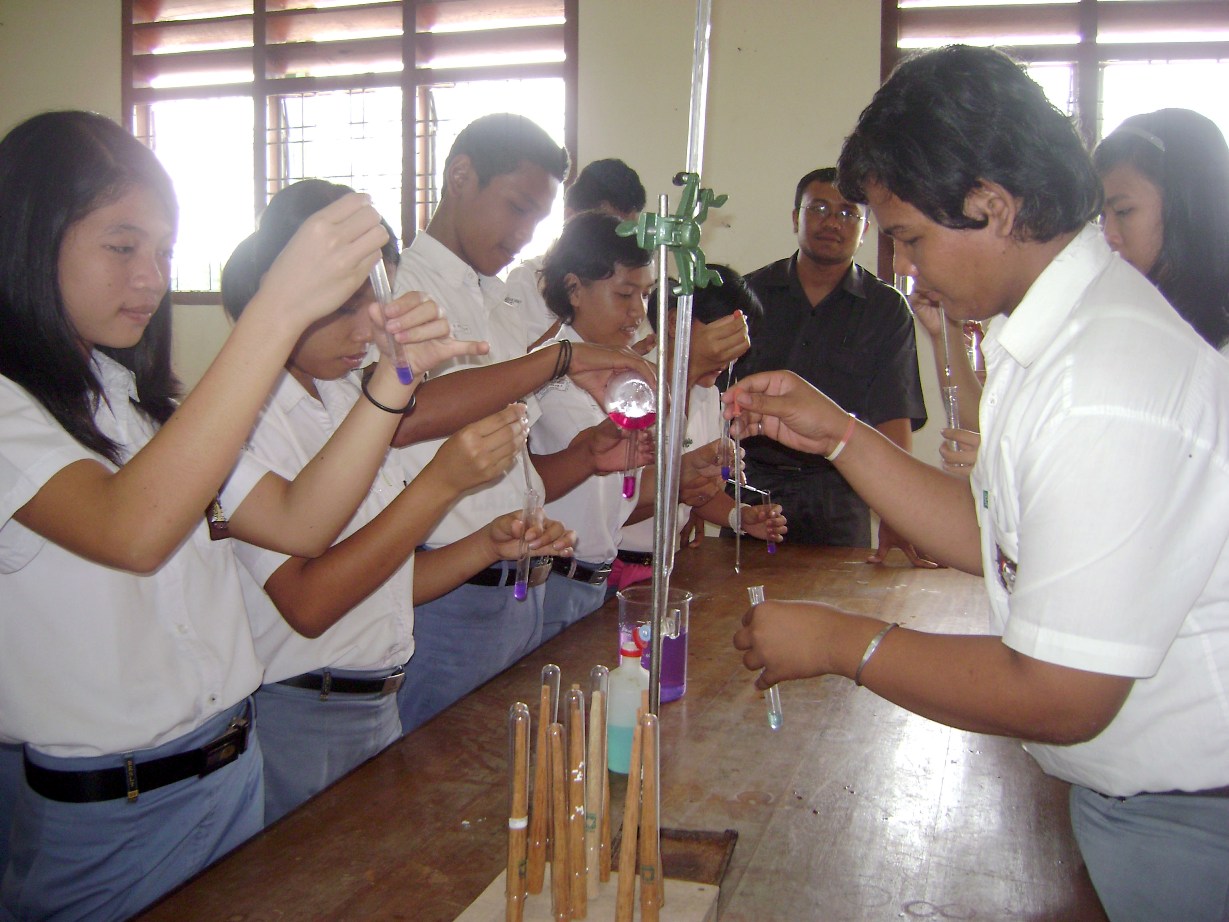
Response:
[527,557,553,588]
[588,563,612,585]
[380,670,406,696]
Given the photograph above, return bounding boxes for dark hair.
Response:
[0,110,180,465]
[565,159,646,215]
[222,179,398,322]
[837,45,1102,242]
[540,210,651,323]
[1094,109,1229,348]
[794,168,837,211]
[446,113,570,189]
[646,264,764,334]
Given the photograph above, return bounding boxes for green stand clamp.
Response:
[617,171,727,296]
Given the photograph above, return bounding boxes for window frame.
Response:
[122,0,578,301]
[877,0,1229,278]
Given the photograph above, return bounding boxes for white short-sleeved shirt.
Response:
[620,384,721,554]
[530,327,637,563]
[971,225,1229,796]
[0,354,266,757]
[223,370,414,683]
[392,233,545,546]
[504,255,558,348]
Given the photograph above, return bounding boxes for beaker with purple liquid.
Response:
[616,585,693,703]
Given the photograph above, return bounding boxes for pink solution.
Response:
[609,410,656,430]
[622,474,636,499]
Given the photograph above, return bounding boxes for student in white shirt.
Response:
[731,47,1229,922]
[219,180,575,824]
[0,111,471,920]
[389,114,657,733]
[506,157,646,346]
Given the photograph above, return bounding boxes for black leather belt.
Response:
[276,667,404,699]
[616,549,654,567]
[551,558,613,585]
[465,557,552,588]
[23,714,250,804]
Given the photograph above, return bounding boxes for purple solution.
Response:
[394,364,413,385]
[609,410,656,430]
[767,541,777,555]
[642,628,688,702]
[621,474,637,499]
[513,581,528,601]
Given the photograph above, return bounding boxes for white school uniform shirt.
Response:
[0,353,266,757]
[222,370,414,683]
[531,326,637,563]
[393,233,545,546]
[972,225,1229,797]
[504,255,558,347]
[620,384,721,554]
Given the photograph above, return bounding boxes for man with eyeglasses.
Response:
[736,167,929,563]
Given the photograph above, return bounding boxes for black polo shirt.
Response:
[737,253,927,470]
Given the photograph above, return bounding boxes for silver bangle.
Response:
[853,622,898,687]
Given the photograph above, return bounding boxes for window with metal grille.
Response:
[124,0,577,298]
[877,0,1229,275]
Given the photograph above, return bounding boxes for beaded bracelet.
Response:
[825,413,857,462]
[361,374,416,415]
[853,622,898,687]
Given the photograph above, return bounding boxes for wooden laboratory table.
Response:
[137,539,1107,922]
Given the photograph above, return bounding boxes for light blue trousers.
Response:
[396,574,544,735]
[1,700,263,922]
[255,671,402,826]
[1070,783,1229,922]
[0,743,23,878]
[541,570,607,644]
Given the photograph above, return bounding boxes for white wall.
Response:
[0,0,945,463]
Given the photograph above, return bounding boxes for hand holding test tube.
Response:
[368,260,414,385]
[747,585,783,730]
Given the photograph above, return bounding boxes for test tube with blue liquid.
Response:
[748,584,783,730]
[513,488,542,602]
[369,260,414,386]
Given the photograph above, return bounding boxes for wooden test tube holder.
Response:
[548,723,570,921]
[527,684,552,894]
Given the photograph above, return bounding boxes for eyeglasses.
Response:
[801,201,864,225]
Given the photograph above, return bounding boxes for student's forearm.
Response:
[258,464,459,637]
[15,302,307,572]
[825,614,1131,743]
[533,438,605,503]
[412,532,501,604]
[230,362,416,557]
[392,346,560,446]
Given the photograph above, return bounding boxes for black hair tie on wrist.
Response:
[551,339,573,380]
[361,374,416,415]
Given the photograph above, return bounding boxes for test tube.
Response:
[765,488,777,556]
[720,359,735,480]
[747,585,783,731]
[513,488,541,602]
[939,313,959,451]
[369,260,414,386]
[943,384,960,452]
[541,664,562,724]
